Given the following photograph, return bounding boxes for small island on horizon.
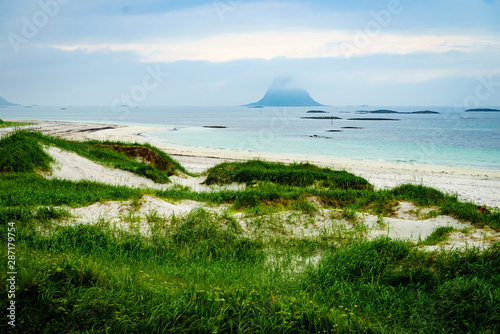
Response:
[466,108,500,112]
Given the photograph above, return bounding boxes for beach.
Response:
[3,119,500,333]
[3,119,499,209]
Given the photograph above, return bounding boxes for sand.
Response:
[2,120,499,250]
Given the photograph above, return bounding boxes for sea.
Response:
[1,105,499,170]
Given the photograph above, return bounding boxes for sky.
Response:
[0,0,499,106]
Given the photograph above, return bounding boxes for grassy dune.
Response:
[1,130,499,333]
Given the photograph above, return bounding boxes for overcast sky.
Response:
[1,0,499,106]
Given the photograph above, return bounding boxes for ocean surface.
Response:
[1,105,499,169]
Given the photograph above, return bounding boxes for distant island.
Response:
[301,116,341,120]
[307,110,328,113]
[0,96,19,106]
[356,109,439,114]
[465,108,500,112]
[245,77,324,107]
[348,118,400,121]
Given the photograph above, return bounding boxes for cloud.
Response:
[50,31,500,63]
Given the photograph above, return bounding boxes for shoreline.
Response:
[3,119,500,208]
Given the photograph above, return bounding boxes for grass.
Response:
[204,160,373,190]
[0,119,34,128]
[0,129,191,183]
[0,130,54,173]
[0,129,499,333]
[420,226,456,246]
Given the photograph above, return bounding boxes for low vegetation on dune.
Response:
[0,129,190,183]
[1,129,499,333]
[0,130,54,173]
[0,119,34,128]
[204,160,373,190]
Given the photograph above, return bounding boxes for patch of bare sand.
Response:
[65,195,207,235]
[43,146,244,192]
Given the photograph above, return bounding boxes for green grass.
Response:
[0,130,191,183]
[1,130,500,333]
[2,222,499,333]
[204,160,373,190]
[0,119,34,128]
[420,226,456,245]
[0,130,54,173]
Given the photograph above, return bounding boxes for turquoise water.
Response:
[1,105,499,169]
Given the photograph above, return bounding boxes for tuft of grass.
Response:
[0,129,53,173]
[421,226,455,245]
[0,120,35,128]
[204,160,373,190]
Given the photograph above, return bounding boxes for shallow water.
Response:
[1,105,499,169]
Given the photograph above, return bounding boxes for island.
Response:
[465,108,500,112]
[307,110,329,113]
[245,77,324,107]
[0,96,20,107]
[348,118,400,121]
[301,116,342,120]
[356,109,440,114]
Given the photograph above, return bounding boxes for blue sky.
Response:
[0,0,499,106]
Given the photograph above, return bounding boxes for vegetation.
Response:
[204,160,373,190]
[0,130,53,173]
[0,129,191,183]
[0,129,499,333]
[0,119,34,128]
[420,226,456,246]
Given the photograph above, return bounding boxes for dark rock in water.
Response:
[466,108,500,112]
[410,110,440,114]
[203,126,228,129]
[245,77,324,107]
[356,109,398,114]
[301,116,342,120]
[309,135,333,139]
[341,126,363,129]
[348,118,400,121]
[307,110,328,113]
[0,96,19,106]
[356,109,440,115]
[326,130,342,132]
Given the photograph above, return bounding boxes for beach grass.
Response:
[0,129,191,183]
[0,130,54,173]
[204,160,373,190]
[0,119,34,128]
[1,129,499,333]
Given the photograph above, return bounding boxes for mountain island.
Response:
[0,96,19,106]
[245,78,324,107]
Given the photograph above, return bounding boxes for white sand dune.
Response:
[43,145,243,192]
[45,146,162,188]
